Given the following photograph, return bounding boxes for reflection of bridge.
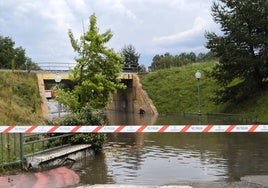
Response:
[37,72,158,119]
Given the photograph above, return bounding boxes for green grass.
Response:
[139,61,268,123]
[0,71,45,124]
[0,71,46,172]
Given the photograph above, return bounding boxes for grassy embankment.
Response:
[139,61,268,123]
[0,71,45,124]
[1,65,268,123]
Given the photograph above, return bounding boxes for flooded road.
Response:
[73,112,268,186]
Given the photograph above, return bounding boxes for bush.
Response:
[56,105,107,149]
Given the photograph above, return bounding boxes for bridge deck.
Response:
[41,72,134,80]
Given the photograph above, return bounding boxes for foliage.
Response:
[196,51,218,62]
[0,35,41,70]
[140,61,268,122]
[148,51,216,71]
[54,14,124,149]
[70,133,106,149]
[25,58,42,72]
[138,64,147,72]
[206,0,268,104]
[0,72,45,124]
[120,44,143,72]
[55,89,80,112]
[56,105,107,148]
[64,14,125,111]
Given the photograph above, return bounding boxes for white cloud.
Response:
[37,1,74,33]
[0,0,218,67]
[152,17,209,45]
[107,0,137,21]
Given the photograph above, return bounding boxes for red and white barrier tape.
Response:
[0,125,268,133]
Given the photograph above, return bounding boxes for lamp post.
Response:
[195,70,201,116]
[55,74,62,118]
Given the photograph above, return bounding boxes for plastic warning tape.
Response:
[0,125,268,133]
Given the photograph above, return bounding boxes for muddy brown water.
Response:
[72,112,268,186]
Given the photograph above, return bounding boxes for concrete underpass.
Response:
[37,72,158,119]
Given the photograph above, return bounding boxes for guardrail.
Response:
[0,133,72,170]
[38,62,76,71]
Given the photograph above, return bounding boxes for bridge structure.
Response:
[0,62,157,117]
[37,62,139,73]
[37,71,158,119]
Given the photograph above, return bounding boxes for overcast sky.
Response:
[0,0,220,68]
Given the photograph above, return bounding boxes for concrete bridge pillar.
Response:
[106,74,158,115]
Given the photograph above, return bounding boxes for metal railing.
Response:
[0,133,22,168]
[38,62,76,71]
[0,133,72,170]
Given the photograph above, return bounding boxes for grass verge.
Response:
[139,61,268,123]
[0,71,45,124]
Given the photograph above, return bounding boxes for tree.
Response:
[0,35,41,70]
[138,64,147,72]
[197,51,217,62]
[149,52,198,71]
[120,44,140,72]
[55,14,124,148]
[25,57,42,72]
[206,0,268,104]
[64,14,125,111]
[187,52,197,62]
[0,36,15,69]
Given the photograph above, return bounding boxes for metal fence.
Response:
[0,133,72,170]
[38,62,76,71]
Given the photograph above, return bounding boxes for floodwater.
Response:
[72,112,268,186]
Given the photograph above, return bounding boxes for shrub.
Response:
[56,104,107,149]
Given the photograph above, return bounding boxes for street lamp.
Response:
[195,70,201,116]
[55,74,62,84]
[55,74,62,117]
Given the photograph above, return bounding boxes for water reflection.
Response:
[74,112,268,185]
[104,110,158,125]
[155,113,257,125]
[105,111,257,125]
[74,132,268,185]
[72,151,115,184]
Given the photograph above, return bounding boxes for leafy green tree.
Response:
[0,36,15,69]
[187,52,197,62]
[138,64,147,72]
[197,51,217,62]
[0,35,40,70]
[55,14,124,147]
[62,14,125,111]
[120,44,140,72]
[25,57,42,72]
[206,0,268,104]
[149,52,198,71]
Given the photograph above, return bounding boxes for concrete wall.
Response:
[26,144,94,170]
[106,74,158,115]
[36,73,49,119]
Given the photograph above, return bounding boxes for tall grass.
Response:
[0,71,45,124]
[140,61,268,123]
